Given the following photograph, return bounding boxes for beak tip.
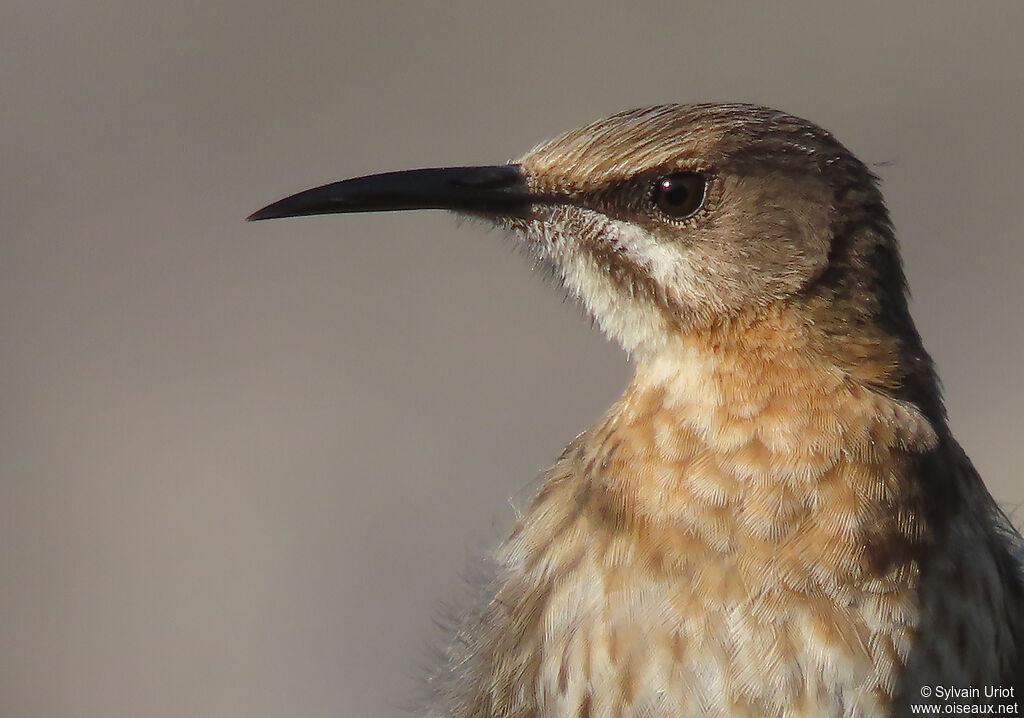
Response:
[246,203,287,222]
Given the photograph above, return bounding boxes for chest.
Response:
[481,375,940,717]
[489,472,921,718]
[444,357,1020,718]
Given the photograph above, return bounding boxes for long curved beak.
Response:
[247,164,546,221]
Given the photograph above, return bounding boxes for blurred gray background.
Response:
[2,2,1022,717]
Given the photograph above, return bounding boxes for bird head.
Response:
[250,104,932,405]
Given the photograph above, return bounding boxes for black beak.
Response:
[247,164,545,221]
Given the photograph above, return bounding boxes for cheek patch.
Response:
[703,173,835,300]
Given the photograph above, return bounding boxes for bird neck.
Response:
[567,306,940,579]
[797,215,945,422]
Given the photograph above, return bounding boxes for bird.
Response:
[249,104,1024,717]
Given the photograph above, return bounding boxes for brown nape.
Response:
[792,169,944,425]
[699,117,946,426]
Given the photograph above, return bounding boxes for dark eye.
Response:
[652,171,707,219]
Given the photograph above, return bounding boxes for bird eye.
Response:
[652,172,707,219]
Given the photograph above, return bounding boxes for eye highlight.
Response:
[652,171,707,219]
